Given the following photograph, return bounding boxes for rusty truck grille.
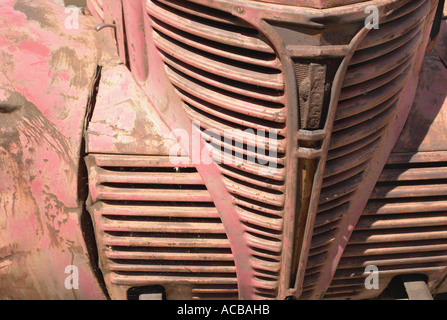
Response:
[86,154,238,300]
[301,0,430,298]
[85,0,436,300]
[325,152,447,299]
[147,0,286,298]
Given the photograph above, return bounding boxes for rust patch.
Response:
[0,51,15,75]
[0,91,74,169]
[50,47,89,90]
[0,91,23,113]
[0,245,12,260]
[42,188,69,248]
[13,0,56,30]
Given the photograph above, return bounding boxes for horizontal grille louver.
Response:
[300,0,429,299]
[324,153,447,299]
[87,154,238,300]
[147,0,286,298]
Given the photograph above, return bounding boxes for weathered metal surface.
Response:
[300,0,439,300]
[323,9,447,298]
[1,0,442,301]
[402,276,434,300]
[86,64,181,156]
[122,0,148,82]
[82,0,439,300]
[252,0,369,9]
[100,0,126,64]
[86,154,238,300]
[84,56,238,299]
[0,0,105,299]
[323,152,447,300]
[82,0,442,300]
[392,13,447,153]
[88,0,103,21]
[146,0,290,299]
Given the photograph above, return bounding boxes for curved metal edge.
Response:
[131,5,257,300]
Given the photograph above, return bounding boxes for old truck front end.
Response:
[1,0,446,300]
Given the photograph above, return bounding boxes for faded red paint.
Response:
[322,10,447,299]
[1,0,445,301]
[81,0,444,300]
[0,0,106,299]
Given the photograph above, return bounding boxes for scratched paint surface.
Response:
[0,0,105,299]
[86,64,182,156]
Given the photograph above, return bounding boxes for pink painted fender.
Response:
[0,0,106,299]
